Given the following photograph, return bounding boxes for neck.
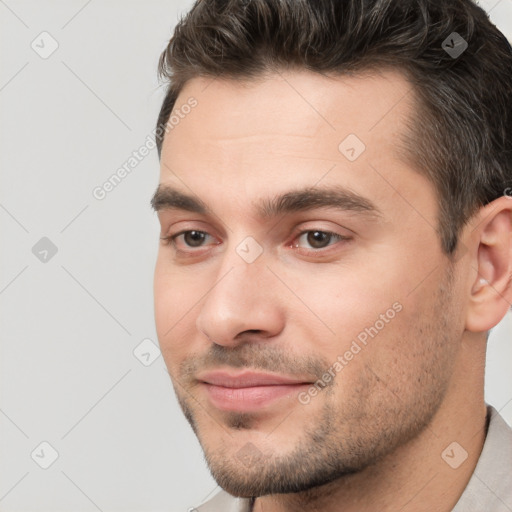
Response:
[252,336,488,512]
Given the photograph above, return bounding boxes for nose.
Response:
[195,244,285,347]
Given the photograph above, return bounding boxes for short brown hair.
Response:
[155,0,512,255]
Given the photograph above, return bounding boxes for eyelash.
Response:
[160,229,351,257]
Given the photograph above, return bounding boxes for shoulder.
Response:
[452,405,512,511]
[193,490,253,512]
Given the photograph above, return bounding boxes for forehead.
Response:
[157,69,433,226]
[160,68,415,160]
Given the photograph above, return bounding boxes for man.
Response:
[150,0,512,510]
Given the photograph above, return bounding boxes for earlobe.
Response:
[465,197,512,333]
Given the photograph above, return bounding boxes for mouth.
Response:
[196,370,313,412]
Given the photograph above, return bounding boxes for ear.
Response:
[465,195,512,333]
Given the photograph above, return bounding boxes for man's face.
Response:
[153,70,465,496]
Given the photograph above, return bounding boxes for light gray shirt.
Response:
[194,405,512,512]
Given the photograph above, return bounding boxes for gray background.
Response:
[0,1,511,511]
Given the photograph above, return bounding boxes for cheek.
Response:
[154,260,201,363]
[287,264,404,353]
[154,255,197,324]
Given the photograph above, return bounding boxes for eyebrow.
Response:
[150,184,382,220]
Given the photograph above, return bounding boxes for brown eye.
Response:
[296,230,344,250]
[164,230,215,251]
[182,230,207,247]
[306,231,332,249]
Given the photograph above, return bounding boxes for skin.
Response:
[152,69,512,511]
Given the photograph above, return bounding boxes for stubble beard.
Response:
[171,269,458,499]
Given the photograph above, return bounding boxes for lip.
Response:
[197,370,312,412]
[197,370,312,388]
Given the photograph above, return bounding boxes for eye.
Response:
[162,230,216,249]
[293,230,350,251]
[160,228,350,258]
